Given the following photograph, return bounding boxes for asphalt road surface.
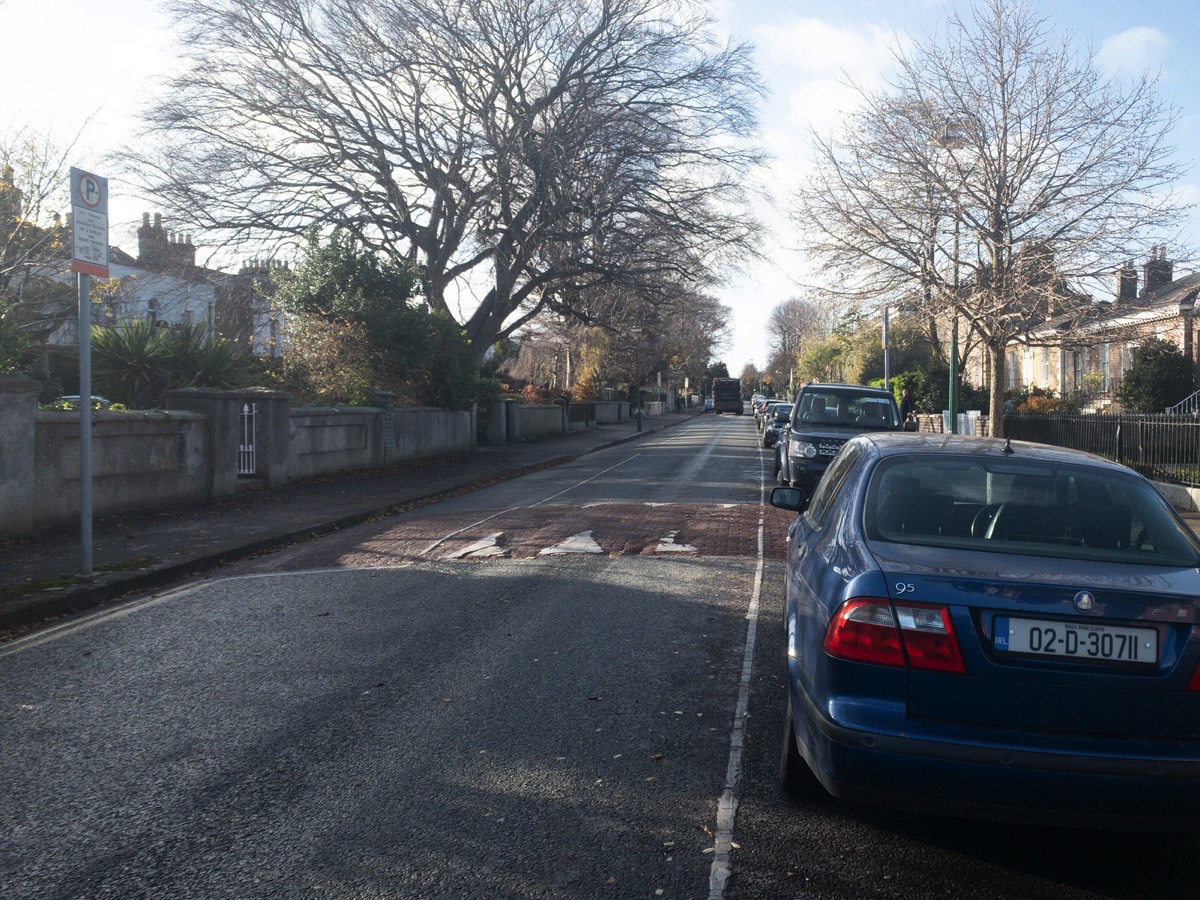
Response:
[3,415,1199,899]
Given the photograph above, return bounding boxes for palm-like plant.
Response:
[166,319,261,390]
[91,318,262,408]
[91,318,172,409]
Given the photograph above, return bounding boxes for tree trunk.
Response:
[990,341,1007,438]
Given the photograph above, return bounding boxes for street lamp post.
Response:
[930,113,976,435]
[950,217,960,434]
[882,305,891,392]
[632,327,644,432]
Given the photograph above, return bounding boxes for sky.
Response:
[3,0,1199,376]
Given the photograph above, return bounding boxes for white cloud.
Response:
[754,18,892,74]
[716,16,902,371]
[785,77,868,138]
[1096,26,1171,78]
[752,17,897,100]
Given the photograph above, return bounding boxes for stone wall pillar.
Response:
[373,391,397,463]
[166,387,291,494]
[0,377,40,535]
[504,398,521,442]
[250,390,291,487]
[486,400,508,444]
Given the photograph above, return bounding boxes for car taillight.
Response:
[1188,661,1200,692]
[894,603,966,672]
[823,598,965,673]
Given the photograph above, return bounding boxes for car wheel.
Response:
[780,698,823,799]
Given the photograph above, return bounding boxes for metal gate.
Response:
[238,402,257,476]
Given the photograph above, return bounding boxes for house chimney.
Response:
[1,165,25,222]
[137,212,196,270]
[1142,245,1173,297]
[1115,260,1137,305]
[138,210,168,267]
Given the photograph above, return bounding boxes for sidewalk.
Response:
[0,412,698,634]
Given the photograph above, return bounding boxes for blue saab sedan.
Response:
[770,432,1200,830]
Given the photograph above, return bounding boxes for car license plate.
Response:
[994,617,1157,664]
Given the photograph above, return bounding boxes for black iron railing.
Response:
[1005,414,1200,488]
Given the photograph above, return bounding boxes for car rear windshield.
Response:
[795,390,899,428]
[864,455,1200,566]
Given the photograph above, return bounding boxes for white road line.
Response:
[655,531,697,553]
[0,582,199,658]
[442,532,505,559]
[538,530,604,555]
[708,425,767,898]
[418,453,642,557]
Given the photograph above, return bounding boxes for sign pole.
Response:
[882,304,891,392]
[69,167,109,578]
[78,272,93,575]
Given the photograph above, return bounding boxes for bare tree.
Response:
[124,0,764,362]
[739,361,761,391]
[763,296,837,388]
[1,129,81,357]
[794,0,1187,433]
[658,288,731,391]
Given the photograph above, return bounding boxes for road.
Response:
[3,413,1199,899]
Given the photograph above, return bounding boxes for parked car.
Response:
[55,395,114,409]
[762,403,792,448]
[776,383,910,492]
[771,432,1200,830]
[757,400,782,433]
[753,397,776,427]
[704,398,715,412]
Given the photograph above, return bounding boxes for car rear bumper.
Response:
[790,678,1200,830]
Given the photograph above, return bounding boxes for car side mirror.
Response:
[770,485,808,512]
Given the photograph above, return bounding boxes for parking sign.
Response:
[70,167,109,277]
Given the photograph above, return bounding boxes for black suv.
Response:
[775,383,910,491]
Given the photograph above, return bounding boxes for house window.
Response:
[1008,351,1019,389]
[1042,347,1050,385]
[1100,342,1110,392]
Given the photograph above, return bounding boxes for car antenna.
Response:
[1002,438,1014,455]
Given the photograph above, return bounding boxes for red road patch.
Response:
[233,503,795,573]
